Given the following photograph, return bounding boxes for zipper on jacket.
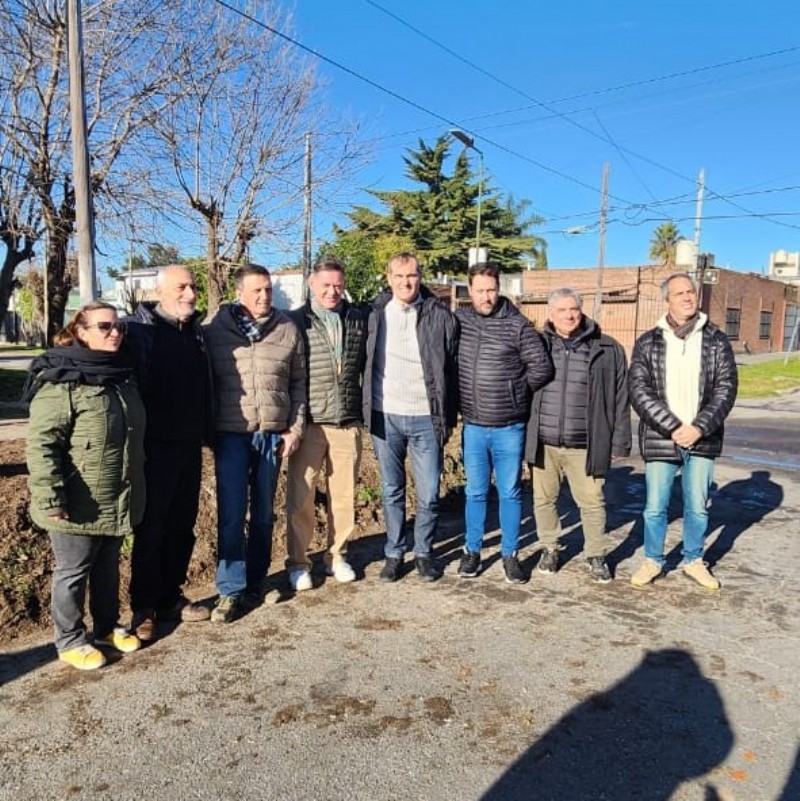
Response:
[557,346,570,445]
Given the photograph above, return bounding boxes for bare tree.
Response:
[0,1,213,340]
[151,3,367,313]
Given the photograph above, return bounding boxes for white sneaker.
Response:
[327,560,356,584]
[289,568,313,592]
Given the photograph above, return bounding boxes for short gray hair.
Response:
[661,272,698,300]
[548,287,583,310]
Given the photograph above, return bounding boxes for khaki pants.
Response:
[286,423,362,570]
[532,445,607,558]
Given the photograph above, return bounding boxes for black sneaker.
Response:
[503,554,527,584]
[587,556,612,584]
[457,549,481,578]
[537,548,559,575]
[379,557,402,583]
[415,557,442,582]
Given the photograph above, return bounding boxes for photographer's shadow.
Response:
[481,648,733,800]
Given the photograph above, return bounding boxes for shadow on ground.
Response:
[480,648,733,800]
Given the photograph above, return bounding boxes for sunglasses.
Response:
[84,321,127,335]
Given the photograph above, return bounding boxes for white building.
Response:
[768,250,800,286]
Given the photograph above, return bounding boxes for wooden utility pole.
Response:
[594,162,609,320]
[67,0,97,304]
[302,133,312,301]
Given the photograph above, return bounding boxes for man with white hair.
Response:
[126,265,214,640]
[525,286,631,583]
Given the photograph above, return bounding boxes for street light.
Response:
[449,129,486,266]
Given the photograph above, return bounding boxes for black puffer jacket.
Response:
[289,300,367,426]
[629,319,738,462]
[456,297,552,426]
[525,318,631,477]
[123,302,213,445]
[363,286,459,447]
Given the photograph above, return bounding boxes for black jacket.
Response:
[525,318,631,477]
[363,286,459,447]
[628,318,738,462]
[288,300,367,426]
[123,302,213,445]
[456,296,552,426]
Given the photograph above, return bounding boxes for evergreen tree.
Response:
[324,136,547,298]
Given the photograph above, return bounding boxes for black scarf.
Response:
[229,302,274,343]
[666,312,700,341]
[22,345,134,402]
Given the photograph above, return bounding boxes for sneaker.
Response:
[415,556,442,582]
[131,609,156,642]
[502,554,527,585]
[59,644,107,671]
[158,596,211,623]
[289,568,313,592]
[326,561,357,583]
[682,560,720,591]
[379,557,402,583]
[457,549,481,578]
[537,548,559,575]
[587,556,612,584]
[630,558,663,588]
[97,627,141,654]
[211,595,241,623]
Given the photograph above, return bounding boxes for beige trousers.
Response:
[532,445,607,558]
[286,423,362,570]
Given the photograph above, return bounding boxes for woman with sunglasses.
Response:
[26,302,146,670]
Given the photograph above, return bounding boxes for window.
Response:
[759,311,772,340]
[725,308,741,339]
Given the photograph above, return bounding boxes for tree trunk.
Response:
[206,215,223,315]
[46,225,73,344]
[0,241,35,340]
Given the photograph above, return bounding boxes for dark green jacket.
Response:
[27,380,146,536]
[289,301,367,426]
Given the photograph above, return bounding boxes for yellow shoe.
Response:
[98,627,142,653]
[682,560,720,591]
[630,558,663,588]
[59,644,107,671]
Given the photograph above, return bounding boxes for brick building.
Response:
[512,264,799,357]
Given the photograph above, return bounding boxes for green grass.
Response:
[737,357,800,398]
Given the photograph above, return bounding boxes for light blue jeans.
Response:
[214,431,282,598]
[463,422,525,558]
[643,452,715,566]
[371,413,443,559]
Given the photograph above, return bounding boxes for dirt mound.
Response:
[0,436,465,645]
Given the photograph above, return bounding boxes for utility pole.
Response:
[694,168,706,306]
[693,168,705,253]
[67,0,97,303]
[594,162,609,320]
[302,133,312,301]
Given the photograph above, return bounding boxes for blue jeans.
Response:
[463,422,525,558]
[643,452,715,566]
[371,413,443,559]
[215,431,282,598]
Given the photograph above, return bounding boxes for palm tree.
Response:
[649,222,684,266]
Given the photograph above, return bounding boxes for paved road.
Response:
[1,457,798,799]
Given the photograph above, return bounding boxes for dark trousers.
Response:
[130,439,202,612]
[50,532,122,652]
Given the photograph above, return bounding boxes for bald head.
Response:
[157,265,197,321]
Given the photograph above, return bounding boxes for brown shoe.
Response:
[180,601,211,623]
[132,609,156,642]
[157,596,211,623]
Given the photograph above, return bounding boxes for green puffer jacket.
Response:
[26,380,146,536]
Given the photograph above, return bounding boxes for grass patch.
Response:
[737,357,800,398]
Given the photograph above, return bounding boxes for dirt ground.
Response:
[0,434,466,645]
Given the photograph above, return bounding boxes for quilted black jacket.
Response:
[628,319,738,462]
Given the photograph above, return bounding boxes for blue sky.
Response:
[286,0,800,273]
